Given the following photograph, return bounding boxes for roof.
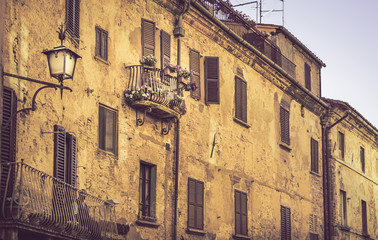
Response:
[322,98,378,135]
[256,24,326,67]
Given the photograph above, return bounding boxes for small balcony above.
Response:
[124,65,188,120]
[0,161,128,240]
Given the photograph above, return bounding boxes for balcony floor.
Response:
[131,100,181,119]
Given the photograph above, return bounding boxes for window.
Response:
[305,63,311,91]
[99,105,118,155]
[309,214,318,239]
[309,233,319,240]
[1,87,17,199]
[141,19,155,57]
[66,0,80,43]
[361,200,368,235]
[360,147,365,173]
[311,138,319,173]
[204,57,219,104]
[235,76,247,123]
[280,105,290,145]
[139,162,156,221]
[188,178,204,230]
[95,27,108,61]
[235,190,248,236]
[54,125,77,186]
[340,190,347,226]
[281,206,291,240]
[160,30,171,68]
[190,49,201,100]
[338,131,345,159]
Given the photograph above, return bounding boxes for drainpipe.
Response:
[172,1,190,239]
[322,111,349,240]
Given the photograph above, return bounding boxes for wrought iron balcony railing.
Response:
[0,161,127,240]
[125,65,186,119]
[195,0,296,78]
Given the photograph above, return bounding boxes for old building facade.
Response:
[323,99,378,240]
[0,0,375,240]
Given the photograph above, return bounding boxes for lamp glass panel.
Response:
[48,51,65,77]
[64,51,76,78]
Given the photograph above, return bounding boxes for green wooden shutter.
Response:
[142,19,155,57]
[305,63,311,91]
[54,125,66,182]
[190,49,201,100]
[1,87,17,199]
[160,30,171,68]
[205,57,219,104]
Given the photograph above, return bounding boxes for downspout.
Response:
[322,111,349,240]
[173,1,190,239]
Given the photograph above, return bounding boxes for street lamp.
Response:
[2,25,81,116]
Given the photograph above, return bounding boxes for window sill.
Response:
[94,55,110,65]
[232,234,251,240]
[136,219,160,228]
[97,148,118,158]
[310,171,321,177]
[233,117,251,128]
[186,228,206,236]
[279,142,291,152]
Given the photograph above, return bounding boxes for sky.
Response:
[230,0,378,128]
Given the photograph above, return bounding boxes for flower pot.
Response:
[178,76,189,85]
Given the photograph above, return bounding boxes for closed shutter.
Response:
[338,132,345,159]
[205,57,219,104]
[360,147,365,173]
[160,30,171,67]
[196,181,204,229]
[66,133,77,186]
[190,49,201,100]
[235,77,247,122]
[280,107,290,144]
[95,28,101,57]
[235,190,248,236]
[311,138,319,173]
[362,200,367,235]
[1,87,17,198]
[66,0,80,40]
[281,206,291,240]
[102,30,108,60]
[142,19,155,57]
[54,125,66,182]
[188,178,204,230]
[305,63,311,91]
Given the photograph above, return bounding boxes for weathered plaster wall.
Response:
[3,0,327,239]
[328,109,378,239]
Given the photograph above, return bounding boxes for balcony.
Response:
[124,65,187,120]
[195,0,296,78]
[0,161,128,240]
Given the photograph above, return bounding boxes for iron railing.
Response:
[195,0,296,78]
[125,65,186,115]
[0,161,125,240]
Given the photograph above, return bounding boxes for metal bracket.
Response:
[136,108,151,126]
[161,119,172,135]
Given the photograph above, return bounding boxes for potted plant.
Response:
[163,62,177,75]
[176,66,193,84]
[140,55,158,68]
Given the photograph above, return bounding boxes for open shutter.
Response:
[195,181,204,229]
[235,77,247,122]
[235,191,241,234]
[280,107,290,144]
[74,0,80,39]
[205,57,219,104]
[66,133,77,186]
[362,200,367,234]
[188,179,196,228]
[190,49,201,100]
[95,28,101,57]
[286,207,291,240]
[241,80,247,122]
[150,165,157,218]
[1,87,17,199]
[142,19,155,57]
[311,138,319,173]
[240,192,248,236]
[66,0,80,40]
[54,125,66,182]
[305,63,311,91]
[160,30,171,67]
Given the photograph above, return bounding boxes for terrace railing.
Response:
[0,161,126,240]
[125,65,186,118]
[195,0,296,78]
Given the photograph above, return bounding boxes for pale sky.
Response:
[230,0,378,128]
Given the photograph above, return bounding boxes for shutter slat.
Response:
[54,125,66,182]
[205,57,219,104]
[190,50,201,100]
[142,19,155,57]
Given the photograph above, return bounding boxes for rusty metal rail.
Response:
[0,161,124,240]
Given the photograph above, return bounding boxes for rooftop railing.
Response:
[195,0,296,78]
[0,161,126,240]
